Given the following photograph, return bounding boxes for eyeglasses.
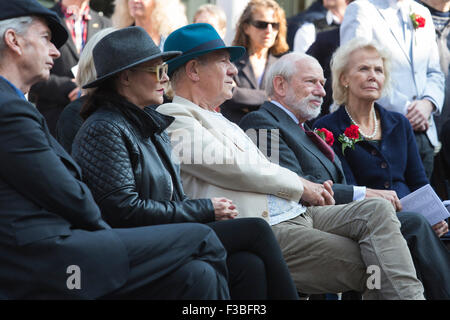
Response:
[132,63,168,81]
[249,20,280,30]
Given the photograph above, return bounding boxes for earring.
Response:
[344,84,349,89]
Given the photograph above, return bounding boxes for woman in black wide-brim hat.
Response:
[72,26,298,300]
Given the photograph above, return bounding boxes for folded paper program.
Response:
[400,184,450,226]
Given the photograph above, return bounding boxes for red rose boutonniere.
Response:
[338,124,362,155]
[410,13,426,30]
[410,11,425,45]
[314,128,334,146]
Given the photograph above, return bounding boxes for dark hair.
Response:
[80,76,120,120]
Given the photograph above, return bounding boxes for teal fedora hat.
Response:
[164,23,246,76]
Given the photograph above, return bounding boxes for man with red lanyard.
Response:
[29,0,111,136]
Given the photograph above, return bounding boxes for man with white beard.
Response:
[157,24,425,299]
[240,52,399,205]
[240,52,450,299]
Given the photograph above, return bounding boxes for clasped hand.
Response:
[211,197,238,221]
[299,177,335,206]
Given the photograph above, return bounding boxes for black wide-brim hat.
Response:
[0,0,68,49]
[164,23,246,77]
[84,26,182,89]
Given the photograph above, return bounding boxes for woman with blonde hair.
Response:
[56,27,116,153]
[111,0,187,49]
[221,0,289,123]
[315,37,449,238]
[193,4,227,40]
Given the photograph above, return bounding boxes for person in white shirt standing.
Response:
[293,0,347,52]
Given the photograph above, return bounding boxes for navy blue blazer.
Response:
[0,77,129,299]
[314,104,429,198]
[239,101,353,204]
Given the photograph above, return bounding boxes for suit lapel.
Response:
[48,134,83,177]
[375,4,412,64]
[264,103,343,182]
[303,122,344,182]
[236,53,259,89]
[260,54,278,89]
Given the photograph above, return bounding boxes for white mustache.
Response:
[305,95,323,106]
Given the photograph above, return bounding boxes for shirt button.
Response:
[384,182,390,189]
[262,211,269,218]
[371,150,377,156]
[381,162,387,169]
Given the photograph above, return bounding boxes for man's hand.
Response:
[432,220,449,238]
[365,188,402,211]
[299,177,335,206]
[211,197,238,221]
[406,99,434,132]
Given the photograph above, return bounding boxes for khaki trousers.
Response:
[271,198,425,300]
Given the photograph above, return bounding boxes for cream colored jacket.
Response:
[157,96,304,222]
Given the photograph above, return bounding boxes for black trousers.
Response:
[397,211,450,300]
[102,223,230,299]
[207,218,299,300]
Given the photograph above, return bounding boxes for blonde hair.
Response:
[76,27,117,93]
[193,4,227,37]
[233,0,289,56]
[331,37,392,107]
[111,0,187,37]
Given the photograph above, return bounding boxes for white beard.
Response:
[285,93,323,121]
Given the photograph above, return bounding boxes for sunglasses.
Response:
[132,62,168,81]
[250,20,280,30]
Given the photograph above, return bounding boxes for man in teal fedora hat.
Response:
[157,23,426,299]
[164,23,245,77]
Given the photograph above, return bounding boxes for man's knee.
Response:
[358,198,399,224]
[174,260,229,299]
[397,211,427,228]
[397,211,432,238]
[177,223,227,258]
[227,252,267,299]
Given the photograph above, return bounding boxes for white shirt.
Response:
[293,11,341,53]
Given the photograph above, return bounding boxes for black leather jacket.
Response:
[72,95,215,228]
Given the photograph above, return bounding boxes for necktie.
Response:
[399,4,412,56]
[300,124,335,162]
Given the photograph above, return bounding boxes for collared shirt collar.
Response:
[387,0,411,11]
[326,10,341,25]
[0,76,26,101]
[270,100,300,125]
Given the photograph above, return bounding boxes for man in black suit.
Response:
[0,0,229,299]
[306,27,339,119]
[240,52,450,299]
[29,0,111,136]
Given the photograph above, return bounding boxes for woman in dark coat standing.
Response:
[71,26,298,300]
